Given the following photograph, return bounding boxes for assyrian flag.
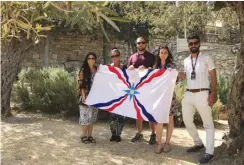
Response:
[86,65,178,123]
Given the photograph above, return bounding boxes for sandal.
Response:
[88,136,96,143]
[81,136,90,144]
[163,143,171,153]
[154,144,164,154]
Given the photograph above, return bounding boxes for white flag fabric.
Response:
[86,65,178,123]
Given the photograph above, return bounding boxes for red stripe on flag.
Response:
[136,69,166,90]
[108,66,130,88]
[105,95,128,112]
[133,97,143,121]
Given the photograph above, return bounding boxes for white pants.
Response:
[182,91,215,155]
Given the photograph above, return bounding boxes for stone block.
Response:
[33,54,40,59]
[52,54,58,59]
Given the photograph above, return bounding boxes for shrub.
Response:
[216,72,230,105]
[212,99,224,120]
[11,67,79,116]
[174,80,186,126]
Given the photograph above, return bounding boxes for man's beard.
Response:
[190,46,200,53]
[137,47,146,51]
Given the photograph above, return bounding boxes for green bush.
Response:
[212,99,224,120]
[11,67,79,116]
[216,72,230,105]
[174,80,186,126]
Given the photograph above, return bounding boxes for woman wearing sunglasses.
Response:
[154,45,178,154]
[78,52,98,144]
[108,48,127,142]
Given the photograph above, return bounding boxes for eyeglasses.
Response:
[88,57,95,60]
[111,54,120,58]
[188,41,199,46]
[137,42,146,45]
[160,52,168,55]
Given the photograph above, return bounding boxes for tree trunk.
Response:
[216,3,244,165]
[1,39,33,117]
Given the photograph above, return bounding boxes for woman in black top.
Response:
[78,52,98,144]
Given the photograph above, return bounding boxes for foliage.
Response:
[108,1,152,52]
[108,1,216,47]
[216,72,230,105]
[109,1,240,45]
[174,80,187,126]
[1,2,52,41]
[11,68,79,116]
[212,99,224,120]
[1,1,129,42]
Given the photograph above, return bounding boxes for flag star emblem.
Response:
[124,83,140,101]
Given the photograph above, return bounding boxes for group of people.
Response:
[77,33,217,164]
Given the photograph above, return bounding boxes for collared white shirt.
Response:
[184,52,215,89]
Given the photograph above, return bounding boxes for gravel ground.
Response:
[1,112,229,165]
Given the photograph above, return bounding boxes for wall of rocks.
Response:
[22,33,237,78]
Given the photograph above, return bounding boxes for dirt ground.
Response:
[1,112,230,165]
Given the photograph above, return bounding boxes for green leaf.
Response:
[37,35,47,38]
[87,10,95,23]
[99,13,120,32]
[19,15,31,25]
[102,1,110,7]
[108,17,130,23]
[100,7,118,16]
[33,16,47,22]
[15,20,32,30]
[44,12,48,17]
[88,1,104,7]
[50,2,73,13]
[43,2,51,9]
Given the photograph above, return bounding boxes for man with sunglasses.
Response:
[128,37,156,145]
[179,33,217,164]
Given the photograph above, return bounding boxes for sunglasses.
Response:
[111,54,120,58]
[160,52,168,54]
[137,42,146,45]
[188,41,199,46]
[88,57,95,60]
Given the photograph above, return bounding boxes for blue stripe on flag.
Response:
[121,68,131,88]
[135,69,153,89]
[91,94,128,108]
[134,96,157,122]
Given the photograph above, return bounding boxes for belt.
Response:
[186,88,209,93]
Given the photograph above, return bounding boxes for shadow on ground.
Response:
[1,113,230,165]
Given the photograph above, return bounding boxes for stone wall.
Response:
[173,45,237,77]
[23,32,104,70]
[22,33,237,78]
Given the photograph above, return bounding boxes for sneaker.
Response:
[131,133,143,142]
[198,154,214,164]
[110,135,116,142]
[115,136,121,142]
[149,133,156,145]
[187,144,205,152]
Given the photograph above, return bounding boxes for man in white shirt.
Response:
[179,33,217,164]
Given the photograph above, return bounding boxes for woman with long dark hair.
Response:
[108,48,126,142]
[154,45,178,153]
[78,52,98,144]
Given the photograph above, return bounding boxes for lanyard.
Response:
[191,53,199,72]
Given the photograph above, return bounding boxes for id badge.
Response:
[191,71,196,80]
